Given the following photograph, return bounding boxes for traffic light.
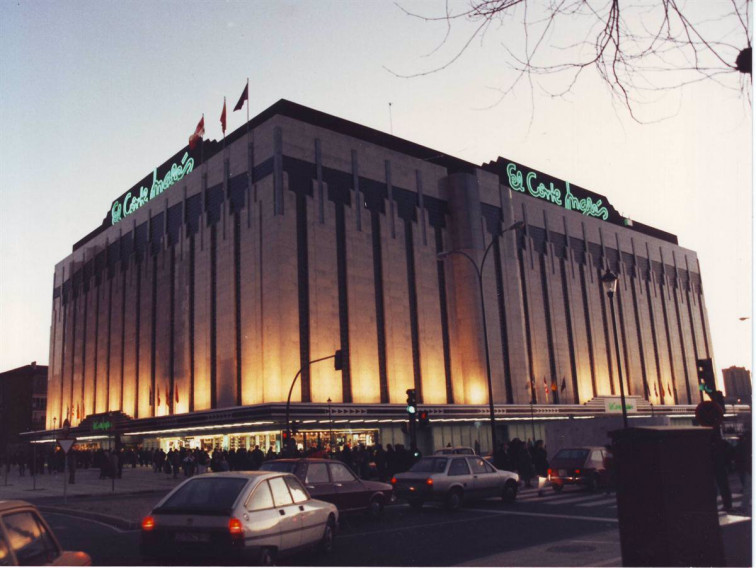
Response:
[282,430,290,442]
[406,388,417,417]
[418,410,430,429]
[334,349,344,371]
[697,358,715,392]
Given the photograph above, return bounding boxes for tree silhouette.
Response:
[390,0,751,121]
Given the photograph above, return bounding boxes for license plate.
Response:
[175,532,210,543]
[558,469,566,476]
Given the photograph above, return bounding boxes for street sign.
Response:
[58,439,76,454]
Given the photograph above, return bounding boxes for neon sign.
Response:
[110,152,195,225]
[92,420,113,432]
[505,162,609,221]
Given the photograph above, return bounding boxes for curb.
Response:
[39,505,139,531]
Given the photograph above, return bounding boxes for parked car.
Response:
[260,458,394,516]
[140,471,338,565]
[548,447,608,492]
[392,455,519,510]
[0,500,91,566]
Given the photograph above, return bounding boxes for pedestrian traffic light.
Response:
[334,349,344,371]
[418,410,430,428]
[406,388,417,416]
[282,430,290,442]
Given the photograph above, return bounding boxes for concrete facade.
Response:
[46,100,713,436]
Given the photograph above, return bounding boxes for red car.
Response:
[261,458,394,516]
[547,447,609,492]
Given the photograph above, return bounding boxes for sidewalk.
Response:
[0,465,185,528]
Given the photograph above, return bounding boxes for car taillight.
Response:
[426,478,433,486]
[229,518,244,535]
[141,516,155,531]
[391,477,397,485]
[548,468,554,476]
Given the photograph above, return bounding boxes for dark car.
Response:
[547,447,608,492]
[260,458,394,516]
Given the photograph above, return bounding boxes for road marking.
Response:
[466,507,618,524]
[45,512,129,533]
[575,497,617,507]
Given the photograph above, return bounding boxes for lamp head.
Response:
[601,270,618,297]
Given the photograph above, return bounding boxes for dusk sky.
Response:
[0,1,751,389]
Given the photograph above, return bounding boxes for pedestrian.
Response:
[734,430,751,512]
[531,440,549,496]
[712,432,733,512]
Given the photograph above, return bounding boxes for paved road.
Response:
[44,486,625,566]
[43,482,749,566]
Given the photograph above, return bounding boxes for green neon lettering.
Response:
[111,152,195,225]
[506,163,525,192]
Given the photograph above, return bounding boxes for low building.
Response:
[0,363,47,453]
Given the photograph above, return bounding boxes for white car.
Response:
[392,455,519,510]
[140,471,338,565]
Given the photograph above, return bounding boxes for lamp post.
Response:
[327,397,334,452]
[438,220,524,452]
[601,270,629,429]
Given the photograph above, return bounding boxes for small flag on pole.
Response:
[189,115,205,150]
[220,98,227,134]
[654,383,658,397]
[165,383,170,407]
[149,386,153,406]
[667,383,672,397]
[551,379,557,392]
[157,385,161,407]
[175,386,179,404]
[543,377,549,397]
[560,377,566,393]
[234,81,249,112]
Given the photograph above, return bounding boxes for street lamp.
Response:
[601,270,629,429]
[438,220,524,452]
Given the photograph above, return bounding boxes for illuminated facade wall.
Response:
[45,100,713,429]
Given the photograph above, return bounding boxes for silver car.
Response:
[140,471,338,565]
[392,455,519,510]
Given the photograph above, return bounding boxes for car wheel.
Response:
[258,547,276,566]
[408,499,424,510]
[552,483,563,493]
[318,516,335,555]
[445,488,463,511]
[502,480,518,504]
[368,496,384,518]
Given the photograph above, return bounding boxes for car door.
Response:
[328,462,366,511]
[243,480,281,551]
[467,457,499,498]
[303,462,337,505]
[268,475,302,552]
[285,475,324,546]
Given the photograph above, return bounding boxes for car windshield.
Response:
[409,458,448,473]
[260,462,298,473]
[158,477,249,513]
[554,449,589,460]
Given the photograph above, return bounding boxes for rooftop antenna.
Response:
[389,102,393,135]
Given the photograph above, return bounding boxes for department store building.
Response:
[39,100,723,453]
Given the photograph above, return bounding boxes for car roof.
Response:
[0,500,36,514]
